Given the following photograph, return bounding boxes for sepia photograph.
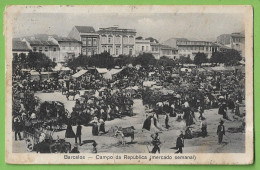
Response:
[5,5,253,164]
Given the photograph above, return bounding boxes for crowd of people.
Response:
[12,62,245,153]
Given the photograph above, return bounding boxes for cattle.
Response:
[114,126,135,145]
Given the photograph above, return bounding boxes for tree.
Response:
[88,52,115,69]
[177,55,193,64]
[157,56,176,67]
[26,52,56,72]
[67,55,90,71]
[114,55,134,67]
[194,52,208,66]
[223,49,242,66]
[210,52,225,64]
[133,53,157,67]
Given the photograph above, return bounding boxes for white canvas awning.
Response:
[143,81,157,87]
[96,68,108,74]
[110,68,123,75]
[72,70,88,78]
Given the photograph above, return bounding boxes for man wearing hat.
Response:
[75,122,82,145]
[175,131,184,153]
[217,120,225,144]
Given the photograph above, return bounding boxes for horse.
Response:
[66,91,80,100]
[114,126,135,145]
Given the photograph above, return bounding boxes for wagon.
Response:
[23,121,71,153]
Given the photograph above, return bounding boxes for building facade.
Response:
[12,39,32,56]
[135,36,151,55]
[97,26,136,57]
[145,37,160,59]
[159,44,178,60]
[22,37,60,62]
[48,36,81,62]
[217,32,245,57]
[68,26,99,56]
[177,40,219,60]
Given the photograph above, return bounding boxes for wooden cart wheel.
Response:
[25,137,34,152]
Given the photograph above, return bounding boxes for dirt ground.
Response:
[12,91,245,153]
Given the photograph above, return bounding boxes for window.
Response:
[108,46,112,54]
[129,36,134,44]
[53,47,57,51]
[116,48,119,55]
[102,46,106,52]
[82,48,86,55]
[123,47,127,54]
[129,49,133,55]
[87,50,92,56]
[108,37,112,44]
[142,46,144,51]
[115,36,121,44]
[101,35,106,44]
[88,38,92,46]
[45,47,48,52]
[53,58,56,62]
[93,38,97,46]
[33,47,37,52]
[82,38,87,46]
[123,36,128,44]
[39,47,42,52]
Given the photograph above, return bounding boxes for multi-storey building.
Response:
[22,37,60,62]
[12,39,32,56]
[135,36,151,55]
[97,25,136,57]
[68,26,99,56]
[145,37,160,59]
[217,32,245,57]
[48,36,81,62]
[177,40,219,60]
[159,44,178,60]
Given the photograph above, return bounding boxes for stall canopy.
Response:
[143,81,157,87]
[53,63,71,71]
[72,70,88,78]
[211,66,235,72]
[96,68,108,74]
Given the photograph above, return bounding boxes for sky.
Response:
[13,13,244,42]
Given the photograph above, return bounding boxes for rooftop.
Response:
[54,36,81,43]
[12,40,31,51]
[74,26,96,34]
[98,26,136,33]
[27,39,58,46]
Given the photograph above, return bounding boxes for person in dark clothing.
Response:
[142,116,152,131]
[13,115,22,141]
[218,102,228,120]
[217,120,225,144]
[164,112,170,129]
[70,143,80,153]
[75,122,82,145]
[65,122,75,138]
[175,131,184,153]
[151,133,161,153]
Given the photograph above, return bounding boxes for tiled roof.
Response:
[12,40,31,51]
[160,44,177,50]
[27,40,58,46]
[145,37,159,43]
[75,26,96,33]
[54,37,81,43]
